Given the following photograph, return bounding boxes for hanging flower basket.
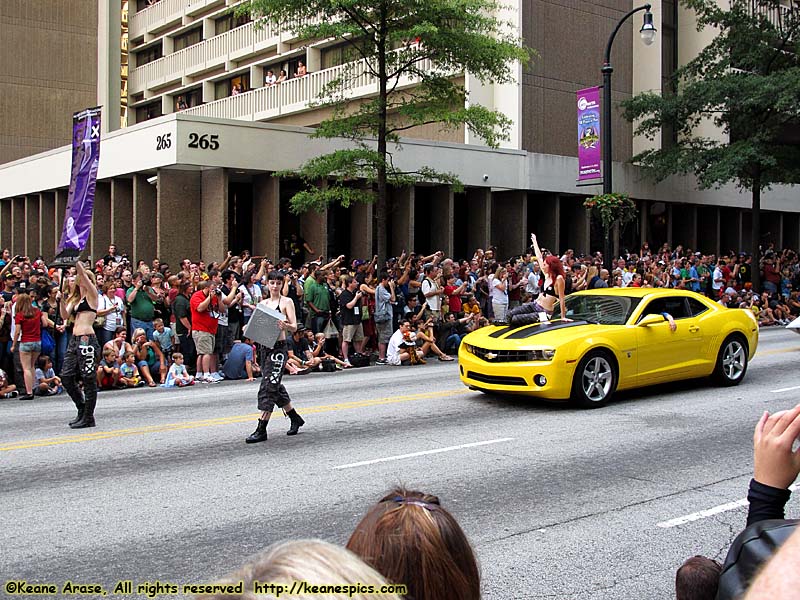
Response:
[583,193,637,233]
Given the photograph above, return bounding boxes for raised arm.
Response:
[531,234,544,265]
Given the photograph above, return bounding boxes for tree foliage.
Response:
[623,0,800,287]
[240,0,534,258]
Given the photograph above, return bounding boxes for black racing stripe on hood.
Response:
[502,320,590,339]
[488,326,515,338]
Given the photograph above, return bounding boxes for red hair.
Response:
[545,255,565,279]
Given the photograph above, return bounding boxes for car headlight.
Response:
[525,349,556,361]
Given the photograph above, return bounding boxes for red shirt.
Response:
[15,308,42,343]
[444,285,462,313]
[190,290,219,334]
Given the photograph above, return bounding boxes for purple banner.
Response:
[577,87,602,182]
[56,107,102,256]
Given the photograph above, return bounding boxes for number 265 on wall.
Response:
[188,133,220,150]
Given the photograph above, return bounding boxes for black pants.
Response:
[256,341,292,413]
[62,334,101,412]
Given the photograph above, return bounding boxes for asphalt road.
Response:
[2,327,800,600]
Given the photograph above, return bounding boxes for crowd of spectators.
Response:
[0,238,797,398]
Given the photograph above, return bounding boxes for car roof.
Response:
[570,288,704,300]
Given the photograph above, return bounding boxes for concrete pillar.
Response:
[133,174,158,264]
[430,186,454,257]
[0,200,11,249]
[639,199,649,248]
[783,213,799,251]
[157,170,202,266]
[714,208,721,256]
[574,207,591,256]
[687,205,698,250]
[533,194,559,255]
[24,195,39,258]
[11,197,25,256]
[201,168,229,264]
[390,186,415,257]
[465,188,491,253]
[777,213,784,250]
[349,201,372,260]
[91,182,112,263]
[253,174,280,260]
[491,190,527,260]
[39,192,55,259]
[250,64,264,89]
[111,178,134,256]
[666,203,674,248]
[54,189,68,256]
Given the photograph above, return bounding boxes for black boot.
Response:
[245,419,269,444]
[68,405,85,426]
[70,396,96,429]
[286,409,305,436]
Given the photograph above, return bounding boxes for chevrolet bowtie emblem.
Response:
[485,352,497,360]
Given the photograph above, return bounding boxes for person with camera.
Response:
[126,272,158,340]
[338,276,365,367]
[245,270,305,444]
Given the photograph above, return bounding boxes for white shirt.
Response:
[103,294,125,332]
[490,277,508,304]
[421,277,441,311]
[386,329,407,366]
[526,271,541,295]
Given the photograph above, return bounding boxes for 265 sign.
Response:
[155,133,172,151]
[188,133,220,150]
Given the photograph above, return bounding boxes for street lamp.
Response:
[601,4,656,266]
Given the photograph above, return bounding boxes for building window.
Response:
[135,42,163,67]
[136,102,162,122]
[322,45,345,69]
[175,88,203,110]
[173,27,202,52]
[216,73,250,99]
[215,11,251,35]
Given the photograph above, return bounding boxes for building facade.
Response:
[0,0,798,265]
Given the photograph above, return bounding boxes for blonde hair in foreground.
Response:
[196,539,403,600]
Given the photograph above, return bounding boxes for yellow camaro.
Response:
[458,288,759,408]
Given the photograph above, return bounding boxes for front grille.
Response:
[466,371,528,386]
[468,346,531,363]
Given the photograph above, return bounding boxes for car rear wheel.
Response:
[713,335,748,386]
[571,350,617,408]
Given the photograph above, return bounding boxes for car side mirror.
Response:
[638,313,666,327]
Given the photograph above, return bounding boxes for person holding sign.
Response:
[245,271,306,444]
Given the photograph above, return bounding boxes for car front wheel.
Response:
[713,335,748,386]
[570,350,617,408]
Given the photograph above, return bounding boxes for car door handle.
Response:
[689,326,700,333]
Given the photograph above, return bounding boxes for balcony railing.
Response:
[181,54,439,122]
[129,20,277,93]
[739,0,798,34]
[129,0,229,40]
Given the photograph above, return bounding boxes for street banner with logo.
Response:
[576,87,602,182]
[55,106,102,260]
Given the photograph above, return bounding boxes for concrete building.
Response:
[0,0,798,265]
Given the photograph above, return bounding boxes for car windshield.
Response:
[558,295,642,325]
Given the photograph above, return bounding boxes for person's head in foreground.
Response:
[676,555,722,600]
[346,488,480,600]
[196,539,402,600]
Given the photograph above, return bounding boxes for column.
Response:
[491,190,527,259]
[533,194,560,255]
[466,188,491,253]
[39,192,56,259]
[24,195,40,258]
[91,182,112,262]
[201,168,229,264]
[390,186,415,257]
[349,201,372,260]
[430,186,454,257]
[0,200,11,249]
[639,199,649,248]
[666,203,674,248]
[11,197,25,255]
[157,169,202,266]
[54,189,68,256]
[782,213,798,251]
[133,174,158,264]
[111,178,134,256]
[688,205,698,250]
[253,174,280,260]
[573,207,591,256]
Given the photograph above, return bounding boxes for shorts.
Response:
[99,374,116,390]
[342,323,365,343]
[192,330,215,355]
[375,319,393,344]
[20,342,42,353]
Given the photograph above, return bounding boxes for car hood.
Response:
[464,320,620,349]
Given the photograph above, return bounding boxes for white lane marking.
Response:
[771,385,800,393]
[332,438,515,470]
[657,483,798,528]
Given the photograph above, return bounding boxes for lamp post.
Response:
[601,4,656,267]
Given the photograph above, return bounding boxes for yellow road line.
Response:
[755,346,800,358]
[0,389,468,452]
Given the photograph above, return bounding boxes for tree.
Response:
[240,0,533,260]
[623,0,800,291]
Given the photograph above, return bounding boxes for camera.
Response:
[146,175,158,185]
